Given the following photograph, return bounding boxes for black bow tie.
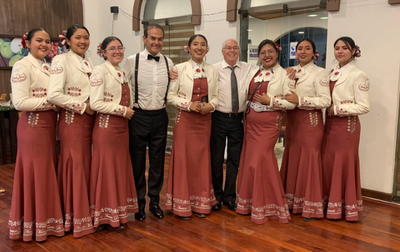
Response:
[148,54,160,62]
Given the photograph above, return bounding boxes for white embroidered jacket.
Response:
[90,61,133,117]
[48,50,93,114]
[11,53,56,111]
[247,64,296,110]
[330,61,370,116]
[289,63,331,110]
[167,60,219,111]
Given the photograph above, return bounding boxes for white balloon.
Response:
[11,38,22,53]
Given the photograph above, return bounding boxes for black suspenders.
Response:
[134,53,171,106]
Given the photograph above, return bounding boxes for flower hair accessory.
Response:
[354,45,361,58]
[59,30,67,46]
[275,42,282,52]
[21,32,28,50]
[97,43,103,57]
[314,50,320,61]
[183,45,189,54]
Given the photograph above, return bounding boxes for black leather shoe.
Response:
[194,212,207,218]
[212,201,222,211]
[135,209,146,221]
[150,204,164,219]
[224,202,237,211]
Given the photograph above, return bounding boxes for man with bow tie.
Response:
[123,24,174,221]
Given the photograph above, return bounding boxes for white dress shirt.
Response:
[123,48,174,110]
[213,60,258,113]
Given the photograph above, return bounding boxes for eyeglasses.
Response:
[224,46,240,51]
[259,50,277,56]
[105,46,125,52]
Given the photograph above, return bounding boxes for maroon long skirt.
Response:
[9,110,64,242]
[90,113,138,227]
[58,109,95,237]
[322,114,363,221]
[236,109,290,224]
[165,109,217,217]
[280,108,324,218]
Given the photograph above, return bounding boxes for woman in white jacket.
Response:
[236,39,296,224]
[8,28,64,242]
[322,36,370,221]
[165,34,219,220]
[280,38,331,220]
[89,36,138,230]
[48,24,95,238]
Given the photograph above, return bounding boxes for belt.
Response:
[213,110,243,118]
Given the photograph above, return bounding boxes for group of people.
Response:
[8,22,370,242]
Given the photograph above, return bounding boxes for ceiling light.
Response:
[247,29,253,32]
[298,31,304,34]
[320,17,328,20]
[308,14,318,17]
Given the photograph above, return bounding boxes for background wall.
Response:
[80,0,400,195]
[326,0,400,194]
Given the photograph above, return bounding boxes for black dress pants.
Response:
[129,108,168,209]
[210,111,244,203]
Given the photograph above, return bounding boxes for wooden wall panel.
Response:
[0,0,83,96]
[0,0,83,38]
[0,70,12,101]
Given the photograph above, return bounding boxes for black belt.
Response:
[133,107,166,116]
[213,110,243,118]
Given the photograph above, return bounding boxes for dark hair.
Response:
[65,24,90,49]
[188,34,208,47]
[144,24,164,38]
[100,36,123,60]
[26,28,47,42]
[334,36,356,57]
[257,39,279,56]
[296,38,316,54]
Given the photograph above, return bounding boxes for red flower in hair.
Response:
[314,50,320,61]
[97,43,103,57]
[274,42,282,52]
[59,30,67,45]
[21,32,28,50]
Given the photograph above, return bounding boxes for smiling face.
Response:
[222,39,240,67]
[67,28,90,57]
[296,40,314,66]
[188,36,208,64]
[143,27,164,56]
[102,40,124,66]
[258,43,278,69]
[334,40,355,67]
[26,31,51,60]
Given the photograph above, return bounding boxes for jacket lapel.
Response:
[335,62,355,87]
[105,61,122,84]
[297,64,313,85]
[26,54,50,76]
[67,50,87,74]
[185,61,194,81]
